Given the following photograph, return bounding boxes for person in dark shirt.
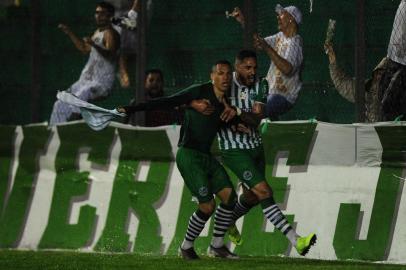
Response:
[127,69,183,126]
[119,60,240,259]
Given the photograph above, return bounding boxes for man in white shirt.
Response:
[49,2,120,125]
[381,0,406,120]
[387,0,406,66]
[253,4,303,120]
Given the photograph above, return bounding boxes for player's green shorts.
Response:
[221,147,265,188]
[176,147,233,203]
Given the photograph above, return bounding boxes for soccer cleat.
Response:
[295,233,317,256]
[227,223,243,245]
[208,245,239,259]
[179,247,200,260]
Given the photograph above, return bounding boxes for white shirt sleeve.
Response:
[264,33,278,49]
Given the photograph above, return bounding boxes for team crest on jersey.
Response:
[198,186,208,197]
[239,90,248,101]
[243,170,253,181]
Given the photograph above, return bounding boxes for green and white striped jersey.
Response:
[217,72,267,150]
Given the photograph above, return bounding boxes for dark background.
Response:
[0,0,399,124]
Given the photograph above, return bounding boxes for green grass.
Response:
[0,250,405,270]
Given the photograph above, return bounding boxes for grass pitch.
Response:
[0,250,405,270]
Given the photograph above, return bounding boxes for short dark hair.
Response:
[235,49,257,63]
[97,2,115,15]
[145,69,164,80]
[211,60,232,72]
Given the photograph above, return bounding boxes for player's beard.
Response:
[237,73,255,87]
[243,75,256,87]
[147,88,163,99]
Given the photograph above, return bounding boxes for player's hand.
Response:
[190,99,215,115]
[253,33,268,51]
[230,7,245,25]
[220,105,237,122]
[58,24,71,34]
[230,123,250,134]
[237,123,251,134]
[324,43,336,64]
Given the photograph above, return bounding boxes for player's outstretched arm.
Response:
[118,84,202,114]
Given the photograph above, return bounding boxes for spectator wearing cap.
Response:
[230,4,303,120]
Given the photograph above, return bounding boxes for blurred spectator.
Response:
[324,0,406,122]
[110,0,140,88]
[49,2,120,125]
[109,0,154,88]
[128,69,183,126]
[381,0,406,121]
[387,0,406,68]
[325,43,388,122]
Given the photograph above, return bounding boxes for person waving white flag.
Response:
[56,91,125,131]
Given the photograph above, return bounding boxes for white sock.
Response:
[210,236,224,248]
[181,240,193,250]
[286,229,300,246]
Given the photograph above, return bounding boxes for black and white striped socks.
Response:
[181,209,211,250]
[261,197,299,245]
[232,195,252,222]
[211,203,234,248]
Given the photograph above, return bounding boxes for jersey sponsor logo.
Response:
[243,170,253,181]
[198,186,209,197]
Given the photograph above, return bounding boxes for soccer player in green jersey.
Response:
[192,50,317,256]
[118,60,240,260]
